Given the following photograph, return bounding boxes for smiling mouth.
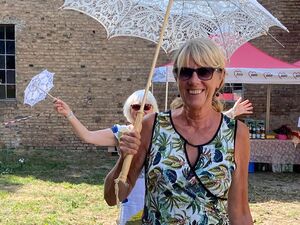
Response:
[188,89,204,95]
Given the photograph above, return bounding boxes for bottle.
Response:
[252,126,256,139]
[261,126,265,139]
[256,126,261,139]
[249,125,253,139]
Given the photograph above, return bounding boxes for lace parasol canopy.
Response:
[62,0,288,58]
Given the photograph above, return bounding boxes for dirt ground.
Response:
[248,172,300,225]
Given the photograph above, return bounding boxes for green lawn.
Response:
[0,148,299,225]
[0,149,118,225]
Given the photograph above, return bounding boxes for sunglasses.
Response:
[131,104,152,111]
[174,67,223,81]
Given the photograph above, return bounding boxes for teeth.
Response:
[189,89,203,94]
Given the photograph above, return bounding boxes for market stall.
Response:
[226,42,300,131]
[227,43,300,170]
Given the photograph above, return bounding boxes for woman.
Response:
[104,38,253,224]
[53,89,159,225]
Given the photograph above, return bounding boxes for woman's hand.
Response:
[53,98,72,117]
[119,128,141,157]
[233,97,253,117]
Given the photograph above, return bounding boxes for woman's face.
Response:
[130,103,154,122]
[177,58,224,110]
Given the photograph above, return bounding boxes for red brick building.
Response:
[0,0,299,150]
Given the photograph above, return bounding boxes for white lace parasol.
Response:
[62,0,288,58]
[24,70,55,107]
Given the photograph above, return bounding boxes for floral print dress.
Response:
[142,111,237,225]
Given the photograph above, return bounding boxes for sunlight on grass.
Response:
[0,149,119,224]
[0,190,9,198]
[1,175,36,184]
[0,149,299,224]
[0,175,119,224]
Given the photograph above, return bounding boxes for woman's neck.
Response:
[179,105,219,128]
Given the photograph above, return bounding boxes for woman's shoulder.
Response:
[141,113,157,131]
[235,120,250,146]
[236,120,249,135]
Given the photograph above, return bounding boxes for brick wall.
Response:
[0,0,170,149]
[253,0,300,63]
[0,0,299,150]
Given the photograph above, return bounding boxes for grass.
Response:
[0,148,300,224]
[0,148,118,225]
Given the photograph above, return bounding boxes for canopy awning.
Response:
[293,60,300,67]
[226,68,300,84]
[228,42,297,68]
[153,43,300,84]
[226,43,300,84]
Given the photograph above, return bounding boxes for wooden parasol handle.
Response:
[32,83,56,101]
[116,0,174,184]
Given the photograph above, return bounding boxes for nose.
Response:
[188,71,201,82]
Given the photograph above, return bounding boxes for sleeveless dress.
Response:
[111,124,145,225]
[142,111,237,225]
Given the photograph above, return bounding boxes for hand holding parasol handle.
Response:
[117,110,144,183]
[115,0,174,190]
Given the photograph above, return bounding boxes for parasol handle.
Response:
[116,0,174,185]
[33,84,56,101]
[117,111,144,183]
[45,91,56,101]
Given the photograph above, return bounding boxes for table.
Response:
[250,139,300,165]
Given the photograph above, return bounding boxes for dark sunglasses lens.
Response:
[179,68,193,80]
[132,104,152,111]
[144,104,152,111]
[196,67,214,80]
[131,104,141,111]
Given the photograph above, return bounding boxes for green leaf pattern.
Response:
[142,112,236,224]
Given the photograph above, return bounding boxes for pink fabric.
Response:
[156,43,299,70]
[228,42,298,68]
[293,60,300,66]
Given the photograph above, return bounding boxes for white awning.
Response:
[153,66,300,85]
[226,68,300,84]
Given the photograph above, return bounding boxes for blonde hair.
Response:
[170,97,183,110]
[172,38,227,112]
[123,89,159,123]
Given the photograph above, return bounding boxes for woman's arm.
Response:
[104,113,155,206]
[228,121,253,225]
[54,98,117,146]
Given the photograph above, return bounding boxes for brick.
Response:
[0,0,299,149]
